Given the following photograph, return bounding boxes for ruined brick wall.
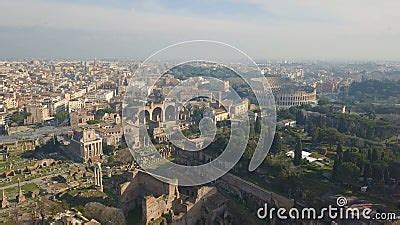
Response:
[142,195,173,224]
[118,170,178,214]
[171,186,219,225]
[118,170,227,225]
[137,172,178,198]
[218,173,294,209]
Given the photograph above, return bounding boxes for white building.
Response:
[0,104,6,126]
[86,90,114,103]
[68,99,85,113]
[69,129,103,162]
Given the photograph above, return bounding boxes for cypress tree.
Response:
[294,137,302,166]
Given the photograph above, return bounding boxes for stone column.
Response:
[93,163,103,192]
[94,166,98,186]
[98,163,103,192]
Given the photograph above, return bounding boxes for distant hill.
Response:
[349,79,400,103]
[164,62,239,80]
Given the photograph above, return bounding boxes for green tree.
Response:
[96,108,116,118]
[336,144,343,161]
[295,109,306,125]
[337,162,361,183]
[294,137,302,166]
[318,114,325,127]
[87,120,100,125]
[363,163,372,181]
[338,118,347,133]
[270,132,283,155]
[54,111,69,120]
[372,161,388,184]
[333,144,344,179]
[371,148,380,162]
[316,127,344,149]
[332,156,341,180]
[278,163,302,198]
[11,112,31,124]
[318,97,330,106]
[368,149,373,162]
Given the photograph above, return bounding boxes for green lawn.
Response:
[22,182,39,192]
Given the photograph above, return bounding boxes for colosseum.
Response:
[274,85,317,107]
[251,76,317,108]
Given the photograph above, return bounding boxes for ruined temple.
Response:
[117,169,230,225]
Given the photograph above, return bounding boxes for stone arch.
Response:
[152,107,163,122]
[164,105,176,121]
[138,110,150,124]
[178,105,190,121]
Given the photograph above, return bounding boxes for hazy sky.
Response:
[0,0,399,61]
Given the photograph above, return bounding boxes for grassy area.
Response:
[233,169,284,196]
[68,186,106,198]
[22,183,39,192]
[2,182,39,198]
[0,161,70,189]
[0,156,33,173]
[301,170,344,196]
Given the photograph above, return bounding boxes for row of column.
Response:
[94,163,103,192]
[85,141,102,159]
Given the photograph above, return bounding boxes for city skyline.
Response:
[1,0,400,61]
[1,1,400,224]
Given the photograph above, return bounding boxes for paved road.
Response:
[0,126,72,143]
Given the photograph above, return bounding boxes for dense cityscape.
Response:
[0,59,399,224]
[2,0,400,224]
